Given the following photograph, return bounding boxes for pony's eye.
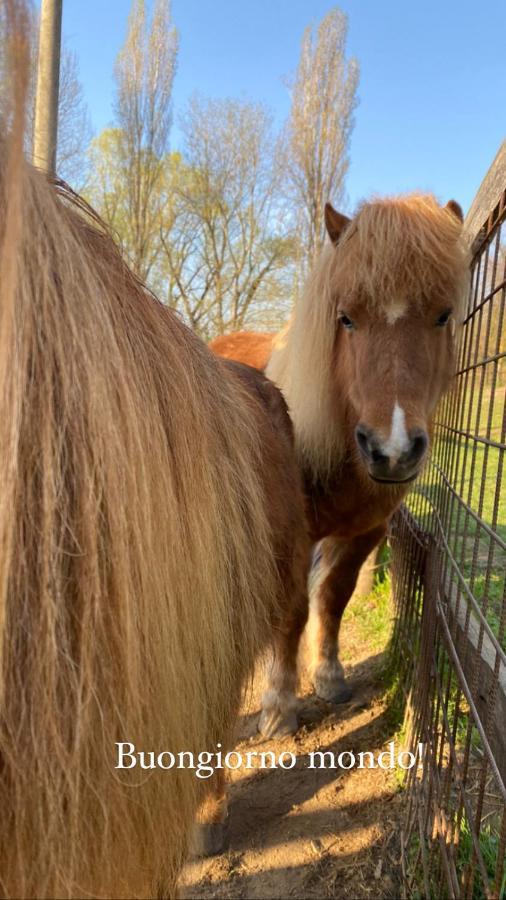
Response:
[436,309,452,327]
[339,313,354,330]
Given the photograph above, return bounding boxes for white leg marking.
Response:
[307,545,352,703]
[307,540,344,672]
[382,402,409,464]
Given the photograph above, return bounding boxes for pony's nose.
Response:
[355,424,428,482]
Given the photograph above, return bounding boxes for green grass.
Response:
[407,383,505,650]
[455,818,506,900]
[408,818,506,900]
[341,544,409,741]
[342,568,393,656]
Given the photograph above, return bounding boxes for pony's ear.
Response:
[325,203,351,245]
[445,199,464,223]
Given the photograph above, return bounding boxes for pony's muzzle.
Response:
[355,423,428,483]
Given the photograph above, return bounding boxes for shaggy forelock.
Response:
[332,194,469,315]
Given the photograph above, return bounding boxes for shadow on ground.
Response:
[181,638,406,900]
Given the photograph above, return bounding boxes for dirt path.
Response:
[181,604,405,900]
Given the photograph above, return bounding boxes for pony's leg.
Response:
[258,578,310,738]
[310,526,386,703]
[197,766,229,856]
[258,606,307,738]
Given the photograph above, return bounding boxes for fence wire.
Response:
[390,189,506,899]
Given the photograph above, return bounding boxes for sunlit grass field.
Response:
[409,381,505,649]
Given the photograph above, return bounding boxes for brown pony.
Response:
[0,3,309,896]
[211,194,469,728]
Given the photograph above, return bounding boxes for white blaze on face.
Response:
[385,302,406,325]
[382,402,410,465]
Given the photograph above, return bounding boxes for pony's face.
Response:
[325,200,465,484]
[336,295,458,483]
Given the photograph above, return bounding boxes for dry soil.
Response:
[181,606,406,900]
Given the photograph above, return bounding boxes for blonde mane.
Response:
[267,194,469,479]
[0,6,283,895]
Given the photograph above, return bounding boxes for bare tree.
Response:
[109,0,178,281]
[29,40,93,187]
[159,96,295,338]
[56,48,92,187]
[285,7,359,271]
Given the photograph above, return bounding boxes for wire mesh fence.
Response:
[389,189,506,899]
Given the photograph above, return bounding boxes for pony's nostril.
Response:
[355,424,372,459]
[409,431,428,463]
[355,425,389,466]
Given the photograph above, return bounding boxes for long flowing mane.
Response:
[0,11,282,894]
[267,194,469,478]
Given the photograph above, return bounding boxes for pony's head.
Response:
[269,194,469,483]
[324,196,468,483]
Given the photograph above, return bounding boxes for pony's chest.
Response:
[305,470,403,542]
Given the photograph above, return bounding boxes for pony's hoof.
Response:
[313,671,353,704]
[198,820,228,857]
[258,706,298,738]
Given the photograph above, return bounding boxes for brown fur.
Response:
[210,332,274,370]
[0,4,309,896]
[211,193,469,705]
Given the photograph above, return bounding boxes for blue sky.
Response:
[54,0,505,214]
